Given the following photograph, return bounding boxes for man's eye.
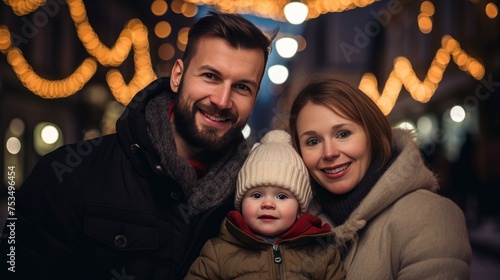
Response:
[203,73,216,80]
[233,84,253,96]
[235,84,251,91]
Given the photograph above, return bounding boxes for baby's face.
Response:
[241,186,300,237]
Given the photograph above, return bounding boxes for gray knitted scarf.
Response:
[145,93,248,218]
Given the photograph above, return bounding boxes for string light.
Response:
[358,35,485,115]
[2,0,46,15]
[2,0,156,105]
[418,1,434,34]
[184,0,377,21]
[6,48,97,98]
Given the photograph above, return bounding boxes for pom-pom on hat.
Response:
[235,130,312,213]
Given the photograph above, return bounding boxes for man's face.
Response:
[170,36,265,153]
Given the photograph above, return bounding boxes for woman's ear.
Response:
[170,59,184,93]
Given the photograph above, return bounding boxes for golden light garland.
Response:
[418,1,434,34]
[2,0,45,15]
[6,48,97,98]
[358,35,485,115]
[184,0,377,21]
[2,0,156,105]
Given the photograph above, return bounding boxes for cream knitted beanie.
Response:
[234,130,312,213]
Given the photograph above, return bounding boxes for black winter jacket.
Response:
[0,78,247,280]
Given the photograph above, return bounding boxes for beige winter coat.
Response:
[311,129,472,279]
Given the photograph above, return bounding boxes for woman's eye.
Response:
[305,138,319,146]
[276,193,288,200]
[337,131,351,139]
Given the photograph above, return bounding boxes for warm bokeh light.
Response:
[421,1,435,16]
[177,27,190,44]
[154,21,172,39]
[158,43,175,61]
[0,26,11,53]
[171,0,184,14]
[151,0,168,16]
[418,1,434,34]
[486,2,498,18]
[181,2,198,17]
[418,14,433,34]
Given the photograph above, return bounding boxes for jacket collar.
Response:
[223,210,332,246]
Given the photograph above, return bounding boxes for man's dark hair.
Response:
[182,11,277,70]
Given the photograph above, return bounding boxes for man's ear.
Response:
[170,59,184,93]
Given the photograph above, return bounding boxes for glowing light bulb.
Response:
[284,1,308,25]
[276,37,298,58]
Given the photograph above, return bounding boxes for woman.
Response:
[288,76,471,279]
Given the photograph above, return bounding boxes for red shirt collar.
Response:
[226,210,331,243]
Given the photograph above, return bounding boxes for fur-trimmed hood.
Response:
[322,129,438,247]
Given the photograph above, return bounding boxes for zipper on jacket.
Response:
[273,244,282,279]
[273,245,282,264]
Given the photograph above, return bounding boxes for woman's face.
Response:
[296,102,371,195]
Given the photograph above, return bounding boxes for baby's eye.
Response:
[251,193,263,199]
[276,193,288,200]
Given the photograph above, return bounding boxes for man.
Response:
[0,12,275,279]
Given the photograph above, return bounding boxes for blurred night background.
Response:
[1,0,500,278]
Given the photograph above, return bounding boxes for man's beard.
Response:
[172,83,246,154]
